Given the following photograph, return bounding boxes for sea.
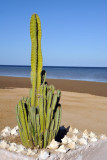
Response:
[0,65,107,83]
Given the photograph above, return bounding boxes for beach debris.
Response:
[38,150,50,159]
[55,145,69,153]
[72,128,79,134]
[78,138,88,145]
[68,141,76,149]
[47,139,60,149]
[0,140,10,149]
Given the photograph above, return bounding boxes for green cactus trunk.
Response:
[30,14,42,107]
[16,13,62,149]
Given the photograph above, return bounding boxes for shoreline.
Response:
[0,76,107,97]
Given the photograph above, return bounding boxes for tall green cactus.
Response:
[16,13,61,149]
[30,14,42,107]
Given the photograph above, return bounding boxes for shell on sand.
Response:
[0,140,10,149]
[78,138,88,145]
[55,145,69,153]
[38,150,49,160]
[68,141,76,149]
[47,139,60,149]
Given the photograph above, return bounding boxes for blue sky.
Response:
[0,0,107,67]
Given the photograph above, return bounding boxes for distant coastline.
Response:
[0,65,107,83]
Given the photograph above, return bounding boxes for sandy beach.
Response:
[0,76,107,135]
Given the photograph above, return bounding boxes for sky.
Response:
[0,0,107,67]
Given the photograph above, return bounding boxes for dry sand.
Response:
[0,76,107,135]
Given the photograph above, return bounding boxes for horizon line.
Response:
[0,64,107,68]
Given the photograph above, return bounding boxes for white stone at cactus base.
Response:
[8,143,17,152]
[1,126,11,137]
[89,132,97,138]
[11,128,18,136]
[71,135,78,142]
[72,128,79,134]
[61,135,69,145]
[78,138,88,145]
[0,140,10,149]
[89,137,98,142]
[47,139,60,149]
[27,148,36,156]
[99,134,107,140]
[16,144,26,153]
[68,141,76,149]
[55,145,69,153]
[38,150,49,160]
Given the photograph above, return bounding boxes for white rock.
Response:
[27,148,36,156]
[1,126,11,137]
[89,132,97,138]
[78,138,88,145]
[11,128,18,136]
[67,137,73,143]
[8,143,17,152]
[0,140,10,149]
[47,139,59,149]
[49,154,57,160]
[72,128,79,134]
[71,135,78,142]
[1,132,9,137]
[14,125,19,130]
[83,129,88,135]
[61,136,69,144]
[82,130,89,139]
[55,145,69,153]
[68,141,76,149]
[99,134,107,140]
[16,144,25,153]
[38,150,49,160]
[89,137,97,142]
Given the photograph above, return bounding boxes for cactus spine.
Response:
[16,13,61,149]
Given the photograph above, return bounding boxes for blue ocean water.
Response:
[0,65,107,83]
